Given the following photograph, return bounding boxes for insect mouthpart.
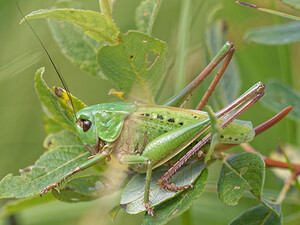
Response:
[77,118,92,132]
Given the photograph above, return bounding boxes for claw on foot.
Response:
[145,202,154,217]
[197,150,205,158]
[40,189,48,196]
[40,183,57,196]
[158,179,193,191]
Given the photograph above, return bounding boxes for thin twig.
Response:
[277,174,293,204]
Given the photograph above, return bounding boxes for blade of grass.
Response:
[175,0,192,92]
[236,1,300,21]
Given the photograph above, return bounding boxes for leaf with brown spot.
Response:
[97,31,167,104]
[218,153,265,205]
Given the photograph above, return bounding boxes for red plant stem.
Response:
[241,143,300,175]
[263,157,300,172]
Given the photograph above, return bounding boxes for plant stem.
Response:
[241,143,300,174]
[279,142,300,196]
[276,174,293,204]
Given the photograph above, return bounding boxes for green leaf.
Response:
[245,22,300,45]
[218,152,265,205]
[135,0,161,35]
[142,168,209,225]
[120,161,205,214]
[52,175,110,202]
[43,113,65,134]
[260,79,300,122]
[35,67,74,131]
[262,197,281,217]
[97,31,167,104]
[21,8,120,43]
[282,0,300,9]
[48,19,105,77]
[0,194,55,219]
[46,0,106,78]
[0,130,89,198]
[205,20,241,106]
[229,204,281,225]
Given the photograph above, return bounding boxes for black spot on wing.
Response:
[157,114,164,120]
[168,118,175,123]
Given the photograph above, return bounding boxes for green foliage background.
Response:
[0,0,300,224]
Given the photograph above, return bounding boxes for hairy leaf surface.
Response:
[0,131,89,198]
[98,31,167,104]
[218,153,265,205]
[48,20,105,77]
[262,198,281,217]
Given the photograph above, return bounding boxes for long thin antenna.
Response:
[16,2,77,117]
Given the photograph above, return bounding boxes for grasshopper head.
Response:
[75,109,98,147]
[75,102,138,147]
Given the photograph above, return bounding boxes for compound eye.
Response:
[82,120,92,132]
